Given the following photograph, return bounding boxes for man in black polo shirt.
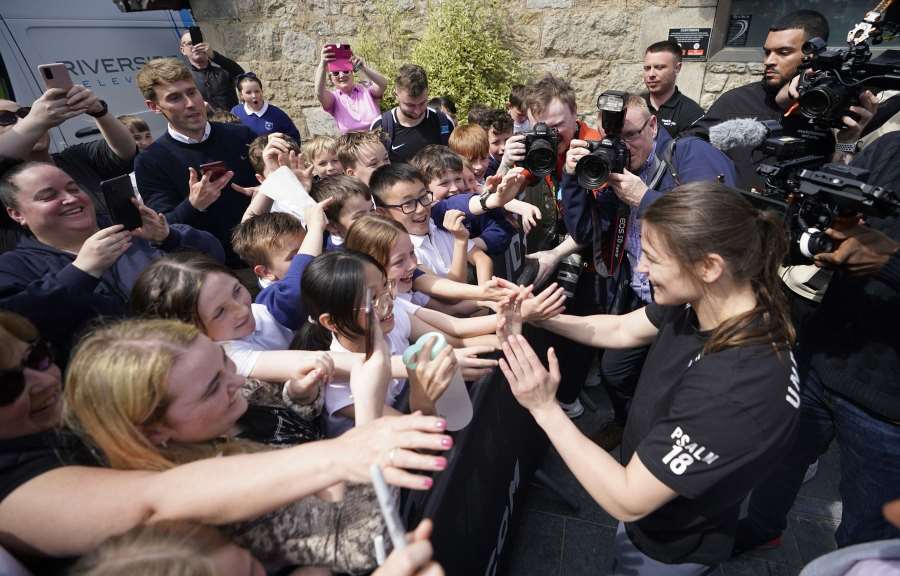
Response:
[642,40,703,138]
[370,64,453,163]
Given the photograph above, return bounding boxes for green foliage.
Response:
[355,0,416,111]
[412,0,524,120]
[356,0,524,118]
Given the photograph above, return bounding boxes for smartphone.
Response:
[370,464,407,552]
[364,287,375,360]
[189,26,204,45]
[37,63,73,92]
[100,174,143,231]
[199,160,228,181]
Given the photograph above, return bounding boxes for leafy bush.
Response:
[355,0,416,111]
[356,0,524,119]
[412,0,524,120]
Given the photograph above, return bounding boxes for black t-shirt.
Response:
[688,82,784,192]
[371,108,453,163]
[644,87,704,139]
[620,303,799,565]
[53,138,136,216]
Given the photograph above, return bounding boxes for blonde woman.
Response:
[64,318,418,574]
[0,310,450,568]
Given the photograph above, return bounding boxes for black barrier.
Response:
[402,325,549,576]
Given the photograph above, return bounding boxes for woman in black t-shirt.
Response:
[500,182,799,575]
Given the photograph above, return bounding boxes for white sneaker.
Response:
[802,459,819,484]
[559,398,585,419]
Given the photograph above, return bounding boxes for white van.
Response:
[0,0,184,152]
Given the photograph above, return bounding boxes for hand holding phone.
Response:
[371,463,407,554]
[100,174,143,231]
[37,64,74,92]
[199,160,229,181]
[189,26,204,45]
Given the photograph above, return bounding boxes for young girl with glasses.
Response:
[297,250,494,437]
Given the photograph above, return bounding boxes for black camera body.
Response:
[797,38,900,129]
[575,90,631,189]
[576,138,630,189]
[749,162,900,263]
[522,122,559,177]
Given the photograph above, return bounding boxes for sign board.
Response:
[668,27,711,61]
[727,15,753,47]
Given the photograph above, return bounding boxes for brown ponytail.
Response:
[643,181,795,354]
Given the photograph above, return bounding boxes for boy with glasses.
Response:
[369,163,525,282]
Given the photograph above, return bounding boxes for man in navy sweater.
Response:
[135,58,255,266]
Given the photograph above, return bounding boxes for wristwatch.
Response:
[835,140,861,154]
[479,190,493,211]
[87,99,108,118]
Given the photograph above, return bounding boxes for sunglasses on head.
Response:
[0,107,31,127]
[0,339,54,407]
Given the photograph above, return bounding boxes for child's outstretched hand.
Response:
[408,336,458,415]
[442,209,469,241]
[304,197,333,232]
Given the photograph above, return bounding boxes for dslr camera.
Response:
[522,122,559,177]
[575,90,631,189]
[794,1,900,129]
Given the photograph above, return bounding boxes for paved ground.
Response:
[501,371,841,576]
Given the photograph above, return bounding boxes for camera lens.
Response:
[576,150,613,189]
[798,228,834,258]
[526,138,556,177]
[799,87,835,118]
[42,68,53,80]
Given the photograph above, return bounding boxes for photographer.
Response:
[692,10,898,191]
[500,182,799,575]
[495,74,601,418]
[736,130,900,554]
[560,93,734,443]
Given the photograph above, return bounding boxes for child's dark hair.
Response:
[297,250,386,350]
[410,145,464,184]
[508,84,529,108]
[310,175,372,223]
[130,252,238,330]
[368,163,427,206]
[247,133,301,174]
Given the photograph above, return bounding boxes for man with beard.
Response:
[691,11,833,190]
[370,64,454,164]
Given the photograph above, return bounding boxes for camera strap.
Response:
[607,155,668,277]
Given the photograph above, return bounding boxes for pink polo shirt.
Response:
[326,82,381,133]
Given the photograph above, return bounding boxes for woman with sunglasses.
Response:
[315,45,387,133]
[230,72,301,142]
[0,310,452,571]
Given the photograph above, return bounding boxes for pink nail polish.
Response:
[435,419,447,430]
[441,437,453,448]
[435,458,447,469]
[423,477,433,488]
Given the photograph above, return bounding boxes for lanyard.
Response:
[606,155,668,276]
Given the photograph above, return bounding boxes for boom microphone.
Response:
[708,118,770,151]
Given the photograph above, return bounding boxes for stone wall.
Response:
[188,0,759,136]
